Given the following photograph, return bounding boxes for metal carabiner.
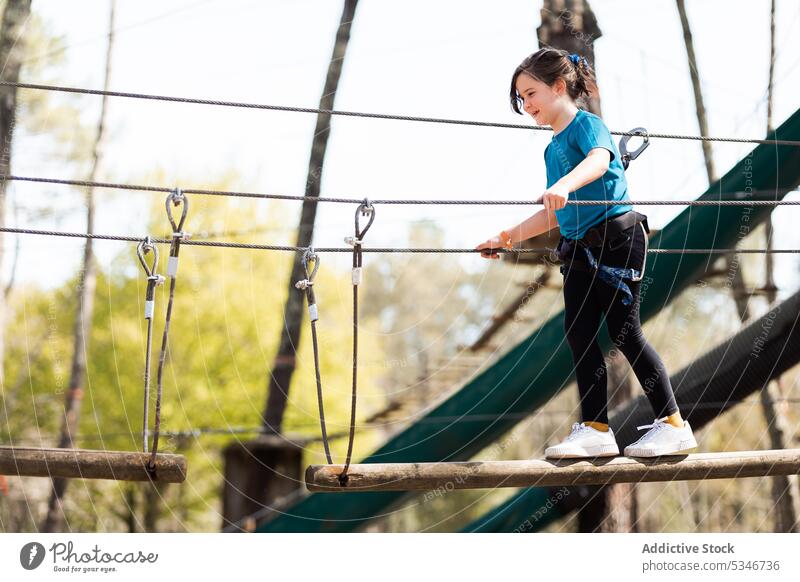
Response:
[618,127,650,170]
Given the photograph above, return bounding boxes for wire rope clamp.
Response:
[344,236,363,247]
[165,188,190,277]
[296,247,320,321]
[619,127,650,170]
[137,237,165,319]
[144,274,166,319]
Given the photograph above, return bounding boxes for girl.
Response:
[476,48,697,459]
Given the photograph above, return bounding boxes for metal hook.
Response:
[619,127,650,170]
[166,188,189,235]
[137,237,159,277]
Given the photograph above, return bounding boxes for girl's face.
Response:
[515,73,565,126]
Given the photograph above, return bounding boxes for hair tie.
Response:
[569,53,587,67]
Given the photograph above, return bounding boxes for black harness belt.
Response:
[556,210,650,275]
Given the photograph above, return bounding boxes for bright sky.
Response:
[8,0,800,297]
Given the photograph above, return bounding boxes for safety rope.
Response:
[294,247,332,464]
[341,199,375,485]
[3,81,800,146]
[136,238,165,465]
[148,189,190,472]
[297,201,375,486]
[4,175,798,206]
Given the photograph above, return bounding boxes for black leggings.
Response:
[562,221,678,425]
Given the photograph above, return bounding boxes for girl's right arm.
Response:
[505,205,560,243]
[476,206,559,259]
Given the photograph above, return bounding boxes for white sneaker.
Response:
[624,417,698,457]
[545,422,620,459]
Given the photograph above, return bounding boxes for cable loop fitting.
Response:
[137,237,159,277]
[302,246,319,281]
[166,187,189,233]
[355,198,375,240]
[296,247,320,291]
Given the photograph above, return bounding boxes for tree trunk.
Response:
[0,0,32,519]
[42,0,115,532]
[724,256,797,532]
[760,378,799,532]
[763,0,778,306]
[143,480,166,532]
[676,0,716,184]
[124,484,138,533]
[537,0,603,115]
[0,0,33,391]
[262,0,359,434]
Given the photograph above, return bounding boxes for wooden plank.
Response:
[305,449,800,492]
[0,447,187,483]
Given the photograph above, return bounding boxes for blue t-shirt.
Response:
[544,109,632,240]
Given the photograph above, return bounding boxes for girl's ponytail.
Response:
[570,54,593,103]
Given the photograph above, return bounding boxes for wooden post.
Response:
[0,447,187,483]
[306,449,800,492]
[221,437,303,531]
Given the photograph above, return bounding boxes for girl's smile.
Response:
[515,73,552,124]
[514,72,577,133]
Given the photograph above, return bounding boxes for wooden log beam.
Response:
[305,449,800,492]
[0,447,187,483]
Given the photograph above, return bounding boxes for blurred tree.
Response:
[263,0,360,435]
[0,0,33,393]
[42,0,116,533]
[2,189,387,531]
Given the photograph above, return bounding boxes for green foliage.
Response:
[1,190,388,531]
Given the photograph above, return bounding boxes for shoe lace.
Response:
[565,422,591,441]
[636,419,669,431]
[633,418,670,442]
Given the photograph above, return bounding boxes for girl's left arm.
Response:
[539,148,611,213]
